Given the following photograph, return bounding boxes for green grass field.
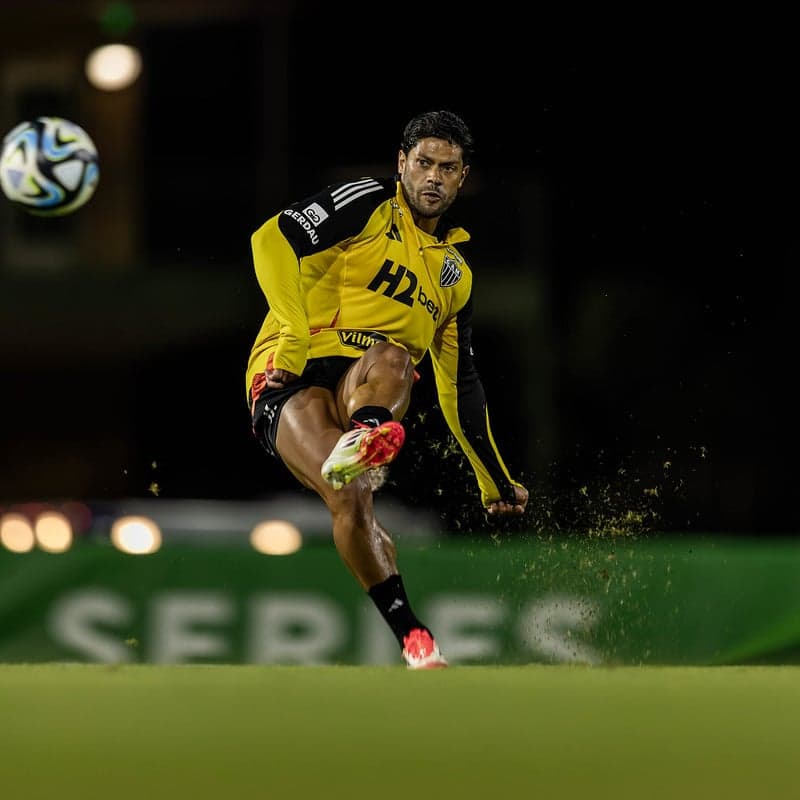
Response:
[1,664,798,799]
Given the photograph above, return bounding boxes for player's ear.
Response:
[459,164,470,185]
[397,149,406,172]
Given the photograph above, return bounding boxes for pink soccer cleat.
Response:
[402,628,448,670]
[321,421,405,490]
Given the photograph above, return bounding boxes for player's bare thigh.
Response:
[335,342,414,422]
[274,385,346,497]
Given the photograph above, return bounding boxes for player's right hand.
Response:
[265,367,299,389]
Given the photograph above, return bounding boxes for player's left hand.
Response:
[486,484,528,516]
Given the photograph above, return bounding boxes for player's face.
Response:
[398,138,469,229]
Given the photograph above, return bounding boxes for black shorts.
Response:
[250,356,356,460]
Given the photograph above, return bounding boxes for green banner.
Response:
[1,535,799,665]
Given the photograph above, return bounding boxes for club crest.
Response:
[439,254,462,287]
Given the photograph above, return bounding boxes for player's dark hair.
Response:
[401,110,474,166]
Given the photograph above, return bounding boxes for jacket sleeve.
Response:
[251,214,310,375]
[429,296,522,506]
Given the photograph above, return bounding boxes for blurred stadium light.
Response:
[85,43,142,91]
[0,512,36,552]
[110,514,162,554]
[33,510,74,552]
[250,519,302,555]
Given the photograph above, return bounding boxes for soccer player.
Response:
[246,110,528,668]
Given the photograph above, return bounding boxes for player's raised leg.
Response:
[322,342,415,490]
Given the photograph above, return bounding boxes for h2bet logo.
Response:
[367,260,440,322]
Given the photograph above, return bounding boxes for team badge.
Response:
[439,254,462,287]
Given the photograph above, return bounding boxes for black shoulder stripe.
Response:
[277,176,395,258]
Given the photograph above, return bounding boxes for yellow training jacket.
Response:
[246,176,521,506]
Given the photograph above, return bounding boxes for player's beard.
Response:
[410,191,455,220]
[401,178,455,220]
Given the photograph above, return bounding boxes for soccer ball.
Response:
[0,116,99,216]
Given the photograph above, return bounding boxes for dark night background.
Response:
[1,4,797,536]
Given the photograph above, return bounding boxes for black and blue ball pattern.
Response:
[0,116,99,216]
